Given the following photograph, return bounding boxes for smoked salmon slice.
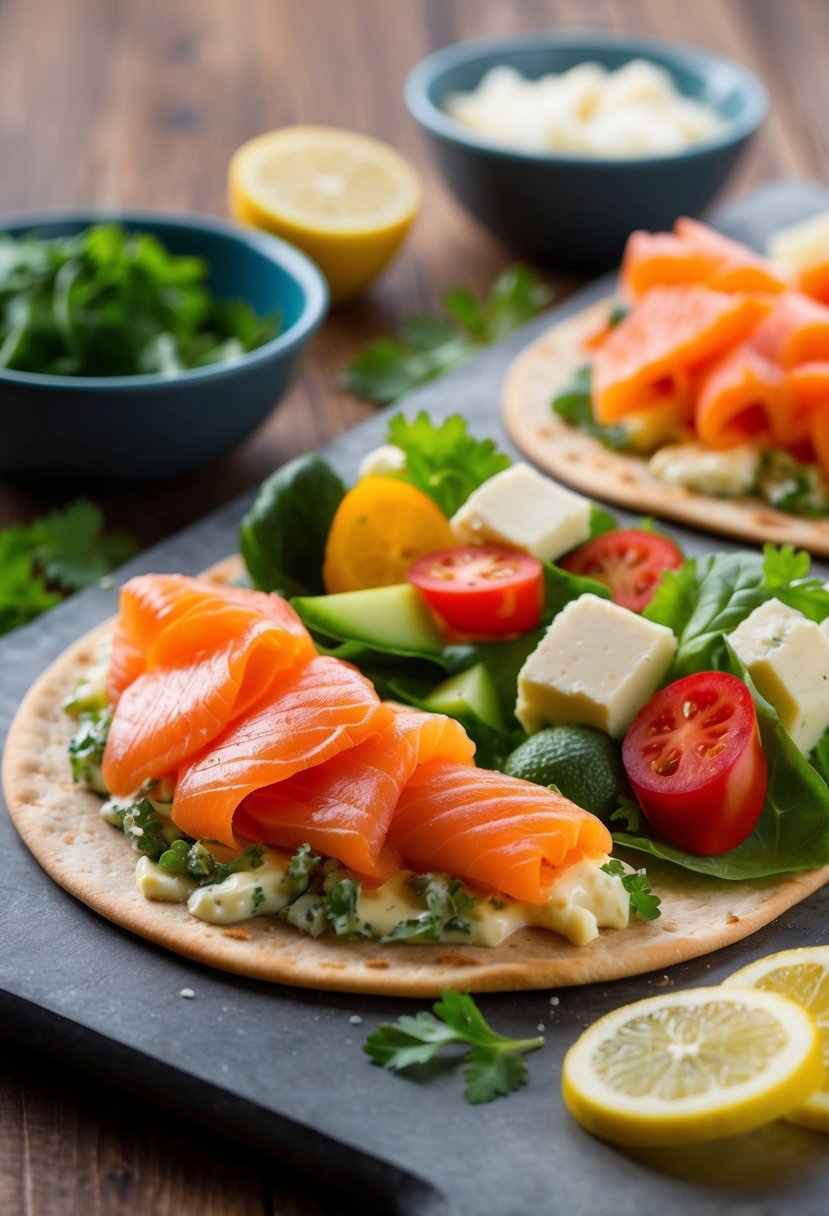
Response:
[386,760,611,904]
[235,708,476,882]
[694,342,792,449]
[621,219,788,300]
[102,578,315,796]
[799,260,829,306]
[592,285,771,424]
[171,655,393,848]
[106,574,312,703]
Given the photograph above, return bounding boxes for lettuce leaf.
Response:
[240,454,345,597]
[386,412,511,516]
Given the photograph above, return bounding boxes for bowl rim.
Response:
[404,29,769,168]
[0,207,329,389]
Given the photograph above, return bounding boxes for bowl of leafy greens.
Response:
[0,210,328,483]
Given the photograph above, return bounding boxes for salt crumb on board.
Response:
[179,987,195,999]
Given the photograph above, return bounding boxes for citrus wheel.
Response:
[229,126,421,305]
[322,477,455,594]
[724,946,829,1132]
[562,986,823,1147]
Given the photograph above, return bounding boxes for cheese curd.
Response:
[649,441,761,497]
[450,462,591,560]
[515,593,677,738]
[728,599,829,753]
[444,59,725,158]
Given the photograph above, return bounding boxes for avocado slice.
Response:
[292,584,445,658]
[424,663,505,734]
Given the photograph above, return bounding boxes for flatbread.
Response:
[5,569,829,996]
[502,300,829,556]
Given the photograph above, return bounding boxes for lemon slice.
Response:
[562,986,823,1147]
[724,947,829,1133]
[229,126,422,305]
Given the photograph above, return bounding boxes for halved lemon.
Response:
[562,986,823,1147]
[322,477,454,594]
[229,126,422,305]
[724,946,829,1133]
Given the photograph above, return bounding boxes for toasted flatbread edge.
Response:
[3,561,829,997]
[502,299,829,556]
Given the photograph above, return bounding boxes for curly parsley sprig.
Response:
[364,989,544,1104]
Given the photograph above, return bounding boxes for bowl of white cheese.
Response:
[405,32,767,268]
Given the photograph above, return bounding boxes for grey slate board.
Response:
[3,180,829,1216]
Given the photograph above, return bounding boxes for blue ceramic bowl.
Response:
[405,32,768,269]
[0,210,328,484]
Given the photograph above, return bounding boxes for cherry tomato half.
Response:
[560,529,683,613]
[407,545,544,639]
[622,671,767,856]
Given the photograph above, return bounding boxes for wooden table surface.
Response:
[1,0,828,1211]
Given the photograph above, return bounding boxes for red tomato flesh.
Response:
[560,529,683,612]
[622,671,767,856]
[407,545,544,638]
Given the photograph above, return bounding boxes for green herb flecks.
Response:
[0,501,137,637]
[601,859,661,921]
[287,842,323,883]
[364,988,544,1104]
[551,364,629,450]
[344,266,551,406]
[325,878,370,939]
[386,412,512,516]
[116,797,168,861]
[757,448,829,517]
[382,874,478,942]
[0,224,280,377]
[68,707,112,792]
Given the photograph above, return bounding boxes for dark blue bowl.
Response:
[0,210,328,484]
[405,32,768,269]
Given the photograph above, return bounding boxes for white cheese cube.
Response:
[357,443,407,479]
[729,598,829,753]
[450,463,591,561]
[515,593,677,738]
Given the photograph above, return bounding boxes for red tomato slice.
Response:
[622,671,767,856]
[407,545,544,638]
[559,529,683,612]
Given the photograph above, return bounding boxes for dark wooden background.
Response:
[1,0,828,1211]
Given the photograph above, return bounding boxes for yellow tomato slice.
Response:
[322,478,455,594]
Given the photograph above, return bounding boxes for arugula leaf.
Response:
[240,454,346,596]
[601,859,661,920]
[386,412,511,517]
[552,365,628,450]
[343,266,551,405]
[364,988,544,1104]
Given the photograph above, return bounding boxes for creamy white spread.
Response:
[648,441,761,497]
[444,60,725,157]
[138,847,630,948]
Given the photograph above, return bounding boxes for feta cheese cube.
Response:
[515,593,677,738]
[450,463,591,561]
[729,598,829,753]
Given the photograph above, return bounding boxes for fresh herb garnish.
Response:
[287,842,323,882]
[0,501,137,636]
[68,706,112,792]
[344,266,551,405]
[154,837,265,885]
[117,796,168,861]
[601,859,661,920]
[382,874,478,942]
[757,448,829,517]
[386,412,512,516]
[551,364,629,450]
[364,988,544,1104]
[325,878,370,938]
[0,224,280,377]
